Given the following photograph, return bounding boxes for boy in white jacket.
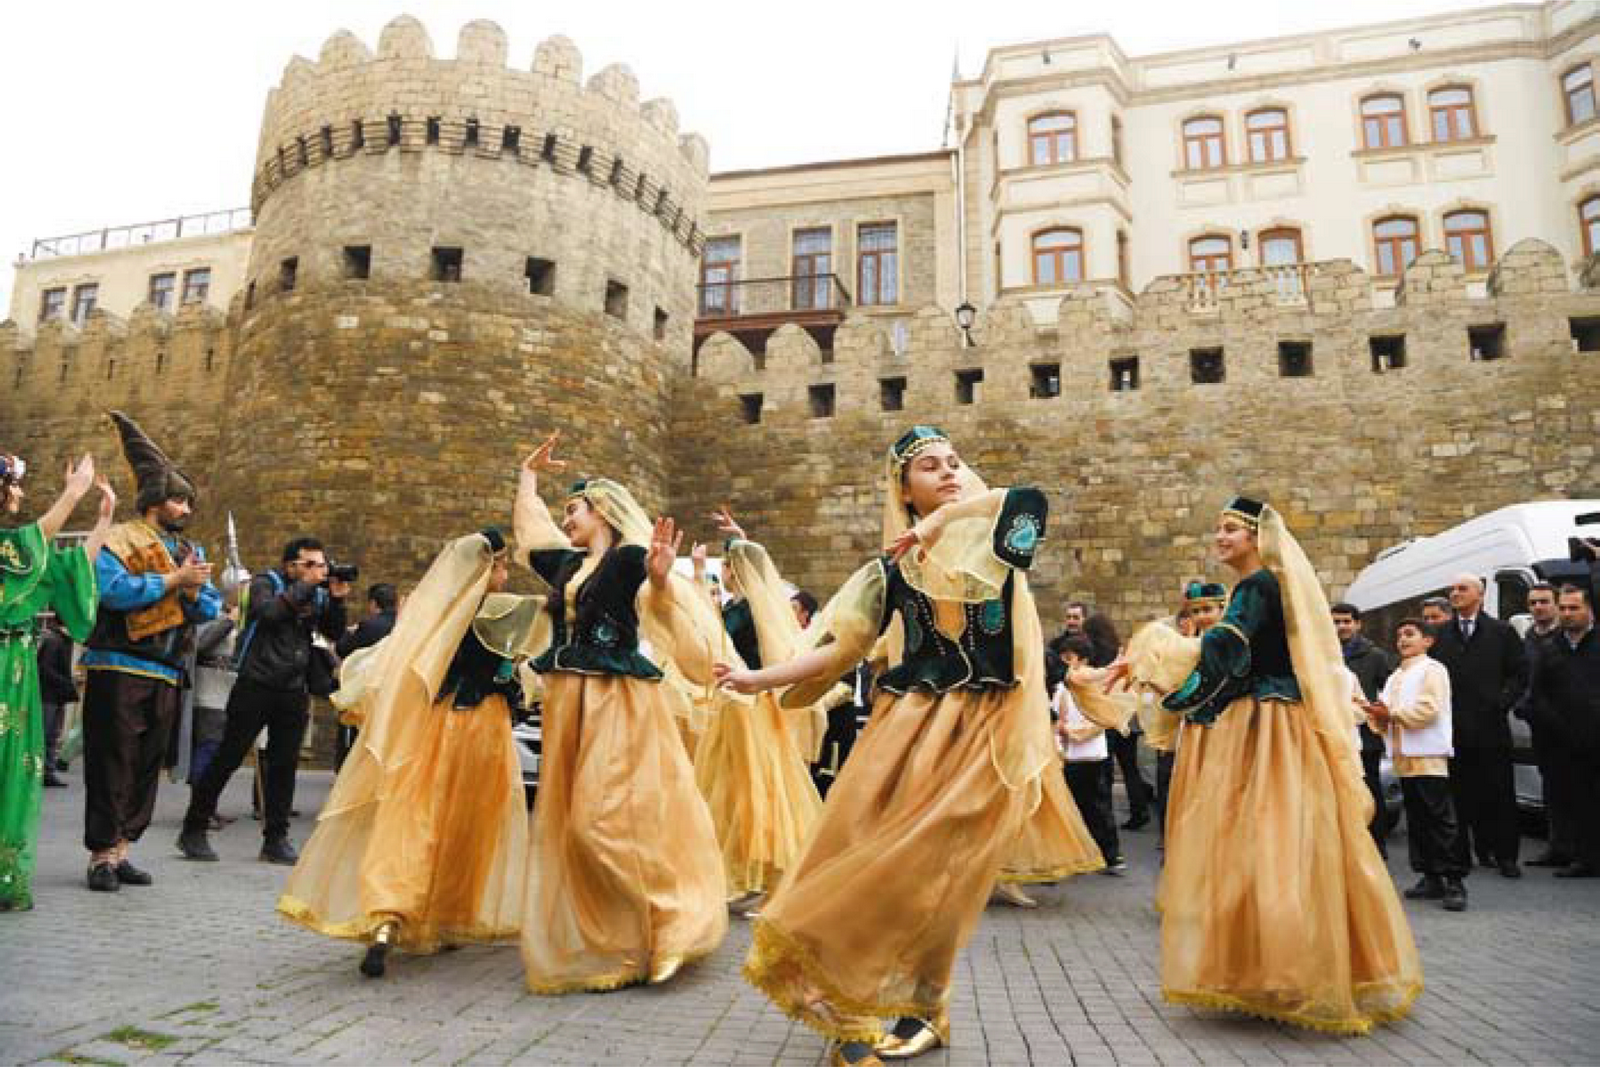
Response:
[1365,618,1466,912]
[1054,637,1125,873]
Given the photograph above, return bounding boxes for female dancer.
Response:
[515,434,728,992]
[717,426,1053,1066]
[278,528,541,977]
[692,509,822,912]
[1099,496,1421,1034]
[0,453,113,910]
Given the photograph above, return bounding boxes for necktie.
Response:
[1460,619,1473,642]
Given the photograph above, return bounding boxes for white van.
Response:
[1343,499,1600,816]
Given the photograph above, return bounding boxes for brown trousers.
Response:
[82,670,180,852]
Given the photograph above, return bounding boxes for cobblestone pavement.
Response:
[4,769,1600,1066]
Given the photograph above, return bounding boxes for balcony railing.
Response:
[29,208,252,260]
[696,273,853,320]
[1180,262,1311,311]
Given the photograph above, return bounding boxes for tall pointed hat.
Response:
[108,410,198,511]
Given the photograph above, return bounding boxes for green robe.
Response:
[0,522,97,909]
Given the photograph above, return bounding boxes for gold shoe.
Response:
[647,955,683,985]
[875,1019,944,1060]
[993,882,1038,909]
[831,1045,884,1067]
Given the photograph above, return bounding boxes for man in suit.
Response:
[1431,573,1528,878]
[1530,584,1599,878]
[1333,602,1396,855]
[1515,583,1572,868]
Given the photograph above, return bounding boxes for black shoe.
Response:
[177,829,218,862]
[1404,875,1445,900]
[1555,862,1599,879]
[1498,862,1522,879]
[1477,856,1497,869]
[114,860,153,886]
[87,862,120,892]
[1121,812,1151,831]
[260,837,298,865]
[359,942,389,978]
[1527,850,1571,868]
[54,758,69,772]
[43,772,67,788]
[1441,880,1467,912]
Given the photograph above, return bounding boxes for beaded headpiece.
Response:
[889,425,950,471]
[1220,495,1265,531]
[1183,580,1228,606]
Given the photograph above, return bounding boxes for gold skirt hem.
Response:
[1162,978,1424,1036]
[524,944,718,996]
[997,856,1105,884]
[276,894,518,953]
[743,917,943,1043]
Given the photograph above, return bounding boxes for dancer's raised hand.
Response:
[887,508,949,563]
[1100,656,1132,694]
[523,432,567,475]
[710,505,745,541]
[63,454,96,499]
[647,516,682,586]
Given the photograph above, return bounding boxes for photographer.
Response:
[178,537,348,864]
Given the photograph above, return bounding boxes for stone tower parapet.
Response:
[210,17,708,577]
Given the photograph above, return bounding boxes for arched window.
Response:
[1183,116,1226,170]
[1429,87,1478,142]
[1372,216,1420,277]
[1564,64,1596,127]
[1188,235,1232,274]
[1444,210,1493,271]
[1032,228,1084,284]
[1580,195,1600,256]
[1361,94,1408,149]
[1029,113,1077,166]
[1259,227,1303,265]
[1246,108,1290,163]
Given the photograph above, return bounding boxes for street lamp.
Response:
[954,301,977,348]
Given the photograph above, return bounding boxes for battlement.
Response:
[694,239,1589,403]
[252,16,708,252]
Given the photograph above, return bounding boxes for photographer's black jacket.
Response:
[237,570,347,692]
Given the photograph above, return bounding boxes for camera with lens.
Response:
[327,561,360,584]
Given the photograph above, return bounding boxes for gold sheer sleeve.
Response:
[1064,666,1138,734]
[513,472,572,561]
[778,560,888,710]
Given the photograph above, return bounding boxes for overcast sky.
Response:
[1,0,1511,314]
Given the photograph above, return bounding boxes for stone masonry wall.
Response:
[672,240,1600,631]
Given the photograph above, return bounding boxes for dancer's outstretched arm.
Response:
[38,454,98,542]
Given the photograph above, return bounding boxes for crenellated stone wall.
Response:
[671,239,1600,627]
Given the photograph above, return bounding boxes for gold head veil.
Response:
[329,534,546,818]
[1260,504,1376,824]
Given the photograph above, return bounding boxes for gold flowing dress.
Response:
[744,473,1056,1045]
[516,478,728,993]
[1098,507,1423,1035]
[278,533,539,953]
[693,540,824,897]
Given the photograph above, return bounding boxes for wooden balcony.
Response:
[693,273,852,355]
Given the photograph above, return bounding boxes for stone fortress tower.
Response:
[214,16,708,574]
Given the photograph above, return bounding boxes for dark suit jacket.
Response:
[1431,611,1529,750]
[1531,627,1600,753]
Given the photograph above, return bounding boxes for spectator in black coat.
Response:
[1430,573,1529,878]
[1333,602,1395,854]
[1515,583,1571,867]
[1529,584,1600,878]
[35,613,76,787]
